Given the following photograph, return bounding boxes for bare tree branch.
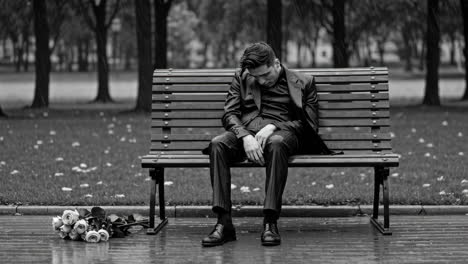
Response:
[105,0,122,29]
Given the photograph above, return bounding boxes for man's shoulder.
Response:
[284,67,314,85]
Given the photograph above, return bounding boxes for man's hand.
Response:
[255,124,277,149]
[242,135,265,165]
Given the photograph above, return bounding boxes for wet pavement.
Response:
[1,215,468,263]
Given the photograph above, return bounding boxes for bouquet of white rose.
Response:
[52,207,148,243]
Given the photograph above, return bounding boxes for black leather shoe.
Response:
[261,223,281,246]
[201,223,236,247]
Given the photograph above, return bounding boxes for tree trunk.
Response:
[332,0,348,67]
[449,33,456,66]
[402,28,413,72]
[267,0,282,60]
[92,0,112,102]
[24,35,30,72]
[134,0,152,112]
[0,105,6,117]
[154,0,172,69]
[31,0,50,108]
[423,0,440,106]
[461,0,468,100]
[377,40,385,66]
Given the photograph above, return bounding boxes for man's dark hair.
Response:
[240,42,277,70]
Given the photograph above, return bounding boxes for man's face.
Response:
[248,59,281,88]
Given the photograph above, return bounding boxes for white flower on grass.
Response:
[231,184,237,190]
[55,157,64,161]
[52,216,63,230]
[426,143,434,148]
[326,184,334,189]
[97,229,110,242]
[11,170,19,175]
[422,184,431,188]
[61,187,72,192]
[411,128,417,133]
[73,219,88,234]
[85,231,101,243]
[240,186,250,193]
[458,132,463,137]
[424,153,431,157]
[418,138,425,143]
[115,194,125,198]
[439,191,446,195]
[459,152,465,156]
[164,181,173,186]
[80,183,89,188]
[49,130,56,136]
[62,210,79,225]
[391,173,399,178]
[442,121,448,126]
[253,187,260,191]
[437,176,445,181]
[72,142,80,147]
[54,172,64,177]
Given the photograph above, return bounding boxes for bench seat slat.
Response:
[152,93,389,102]
[151,141,392,151]
[154,75,388,84]
[151,101,389,110]
[151,110,390,119]
[151,119,390,128]
[151,133,392,141]
[141,156,400,168]
[153,68,388,77]
[153,84,389,93]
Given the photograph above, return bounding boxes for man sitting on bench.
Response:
[201,42,332,247]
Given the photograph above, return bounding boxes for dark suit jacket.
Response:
[203,65,333,155]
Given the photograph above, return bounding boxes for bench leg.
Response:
[147,168,169,235]
[370,167,392,235]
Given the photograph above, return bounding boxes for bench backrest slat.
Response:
[151,68,394,155]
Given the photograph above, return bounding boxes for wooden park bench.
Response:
[141,67,400,236]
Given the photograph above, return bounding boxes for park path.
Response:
[0,75,465,108]
[1,215,468,263]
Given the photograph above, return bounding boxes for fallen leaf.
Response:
[326,184,334,189]
[422,184,431,188]
[411,128,417,133]
[106,162,112,167]
[439,191,446,195]
[437,176,444,181]
[442,121,448,126]
[253,187,260,191]
[424,153,431,157]
[96,181,103,185]
[164,181,173,186]
[84,194,93,198]
[458,132,463,137]
[419,138,425,143]
[49,130,56,136]
[54,172,64,177]
[462,189,468,194]
[0,161,6,166]
[231,184,237,190]
[62,187,72,192]
[55,157,64,161]
[391,173,399,178]
[37,140,43,145]
[459,152,465,156]
[114,194,125,198]
[80,163,87,168]
[80,183,89,188]
[426,143,433,148]
[240,186,250,193]
[11,170,19,175]
[72,142,80,147]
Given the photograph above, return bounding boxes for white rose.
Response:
[97,229,110,242]
[56,230,68,239]
[85,231,101,243]
[73,219,88,234]
[60,225,72,233]
[69,229,81,241]
[61,210,79,225]
[52,216,63,230]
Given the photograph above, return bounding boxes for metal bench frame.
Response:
[142,67,400,236]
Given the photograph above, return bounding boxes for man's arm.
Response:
[221,72,251,138]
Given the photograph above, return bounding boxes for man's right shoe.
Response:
[201,223,236,247]
[261,222,281,246]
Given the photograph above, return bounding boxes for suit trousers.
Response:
[208,129,300,219]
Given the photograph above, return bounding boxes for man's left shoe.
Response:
[261,222,281,246]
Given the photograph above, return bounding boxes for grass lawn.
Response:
[1,105,467,207]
